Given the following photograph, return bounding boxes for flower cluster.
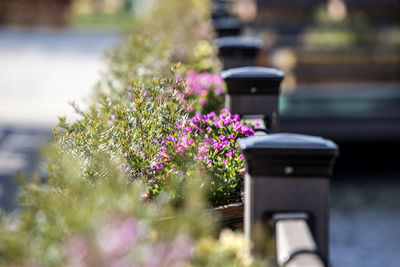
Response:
[63,213,194,267]
[146,109,254,206]
[182,70,225,115]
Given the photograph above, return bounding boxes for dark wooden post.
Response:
[216,36,263,70]
[213,16,242,37]
[222,66,284,132]
[239,133,339,263]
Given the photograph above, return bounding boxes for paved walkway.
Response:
[0,28,119,210]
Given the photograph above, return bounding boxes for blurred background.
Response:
[0,0,399,266]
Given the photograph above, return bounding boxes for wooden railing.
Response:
[275,213,326,267]
[214,2,338,265]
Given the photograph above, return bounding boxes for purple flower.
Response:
[165,235,194,264]
[186,105,194,112]
[63,236,88,262]
[221,141,230,147]
[232,114,240,121]
[218,135,228,142]
[212,142,224,151]
[215,86,224,95]
[154,164,164,170]
[198,98,207,106]
[242,125,254,137]
[207,112,216,120]
[166,136,177,142]
[191,114,201,124]
[213,120,223,128]
[96,215,140,259]
[141,192,150,201]
[183,126,192,133]
[220,108,229,114]
[187,138,194,146]
[200,115,208,121]
[198,145,209,155]
[233,121,242,132]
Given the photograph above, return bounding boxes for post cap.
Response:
[239,133,339,177]
[213,17,242,37]
[216,36,263,50]
[222,67,284,95]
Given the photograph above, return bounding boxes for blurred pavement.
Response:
[0,28,119,211]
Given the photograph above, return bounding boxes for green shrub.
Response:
[0,148,265,266]
[0,1,276,265]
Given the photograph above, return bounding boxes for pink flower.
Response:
[218,135,228,142]
[242,125,254,137]
[154,164,164,170]
[183,126,192,133]
[63,236,88,262]
[213,142,224,151]
[220,108,229,114]
[233,121,242,132]
[215,86,224,95]
[221,141,230,147]
[198,98,207,106]
[207,112,216,120]
[198,145,209,155]
[141,192,150,200]
[187,138,194,146]
[96,215,140,260]
[232,114,240,121]
[166,136,177,142]
[186,105,194,112]
[213,120,223,128]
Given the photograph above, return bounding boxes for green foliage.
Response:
[54,69,188,187]
[98,0,220,97]
[0,1,273,265]
[0,147,266,266]
[145,110,254,206]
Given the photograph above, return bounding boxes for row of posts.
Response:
[211,1,339,266]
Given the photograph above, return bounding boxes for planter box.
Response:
[213,202,244,231]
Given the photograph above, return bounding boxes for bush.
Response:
[145,109,254,206]
[183,70,225,115]
[0,148,263,266]
[0,0,271,265]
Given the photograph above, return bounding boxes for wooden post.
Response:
[222,66,284,132]
[239,133,339,264]
[213,17,242,37]
[216,36,263,70]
